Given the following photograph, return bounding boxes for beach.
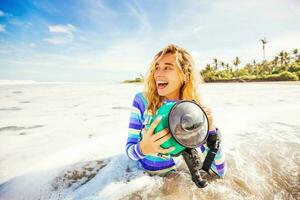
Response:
[0,81,299,200]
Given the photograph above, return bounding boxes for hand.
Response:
[206,128,221,150]
[139,116,175,155]
[200,105,215,131]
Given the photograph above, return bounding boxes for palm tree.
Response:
[205,64,212,71]
[233,56,241,70]
[220,61,225,70]
[283,51,290,69]
[232,57,241,77]
[272,56,279,66]
[278,51,285,68]
[225,63,230,70]
[272,56,279,73]
[213,58,218,70]
[292,49,299,62]
[278,51,291,70]
[260,37,268,61]
[253,59,258,75]
[244,63,254,74]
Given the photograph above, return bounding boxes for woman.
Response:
[125,44,226,178]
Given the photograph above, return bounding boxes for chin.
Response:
[157,90,167,96]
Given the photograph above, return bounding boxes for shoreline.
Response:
[201,80,300,85]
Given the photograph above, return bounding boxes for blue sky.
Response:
[0,0,299,82]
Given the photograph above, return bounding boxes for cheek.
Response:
[168,74,182,89]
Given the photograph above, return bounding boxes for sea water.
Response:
[0,81,299,200]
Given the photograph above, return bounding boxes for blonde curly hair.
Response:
[144,44,203,115]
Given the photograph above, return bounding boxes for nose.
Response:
[154,68,163,77]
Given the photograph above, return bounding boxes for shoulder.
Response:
[133,92,148,105]
[132,92,148,113]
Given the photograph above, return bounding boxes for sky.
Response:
[0,0,300,82]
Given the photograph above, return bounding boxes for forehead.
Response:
[156,53,177,65]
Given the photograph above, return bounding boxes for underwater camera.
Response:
[147,100,215,188]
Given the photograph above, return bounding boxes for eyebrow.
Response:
[155,62,174,66]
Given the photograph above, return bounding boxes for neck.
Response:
[165,89,181,100]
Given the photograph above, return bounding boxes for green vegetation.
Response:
[123,74,144,83]
[201,48,300,82]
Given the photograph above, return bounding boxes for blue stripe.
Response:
[146,155,170,162]
[128,133,140,139]
[130,117,142,125]
[130,112,141,120]
[138,92,148,106]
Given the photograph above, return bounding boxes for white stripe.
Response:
[127,145,139,160]
[134,143,144,159]
[128,128,141,134]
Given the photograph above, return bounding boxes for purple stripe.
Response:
[136,143,145,157]
[127,138,139,144]
[216,162,225,170]
[139,158,175,171]
[129,123,143,129]
[130,145,140,160]
[200,144,205,152]
[208,129,217,135]
[133,94,146,115]
[126,143,133,155]
[216,168,225,177]
[125,144,135,159]
[126,142,136,152]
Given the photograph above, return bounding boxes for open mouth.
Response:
[157,80,168,90]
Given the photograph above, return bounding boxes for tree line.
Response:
[201,48,300,82]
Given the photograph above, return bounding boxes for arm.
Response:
[125,93,146,160]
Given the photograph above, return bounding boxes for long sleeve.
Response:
[125,93,147,160]
[200,142,227,178]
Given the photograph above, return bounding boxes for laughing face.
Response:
[154,53,184,100]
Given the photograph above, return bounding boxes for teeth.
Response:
[157,80,168,84]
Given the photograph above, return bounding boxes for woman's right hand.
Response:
[139,116,175,155]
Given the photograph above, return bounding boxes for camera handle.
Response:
[181,148,208,188]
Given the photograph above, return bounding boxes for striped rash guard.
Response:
[125,92,227,177]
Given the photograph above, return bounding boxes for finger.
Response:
[158,146,175,154]
[202,106,212,117]
[205,107,212,114]
[147,115,162,135]
[152,128,169,141]
[154,133,172,145]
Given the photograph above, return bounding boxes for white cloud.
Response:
[8,18,32,27]
[44,37,71,45]
[30,43,36,48]
[0,24,5,32]
[0,10,5,17]
[127,0,151,34]
[45,24,76,45]
[48,24,75,36]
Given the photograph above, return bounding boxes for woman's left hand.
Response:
[201,105,215,131]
